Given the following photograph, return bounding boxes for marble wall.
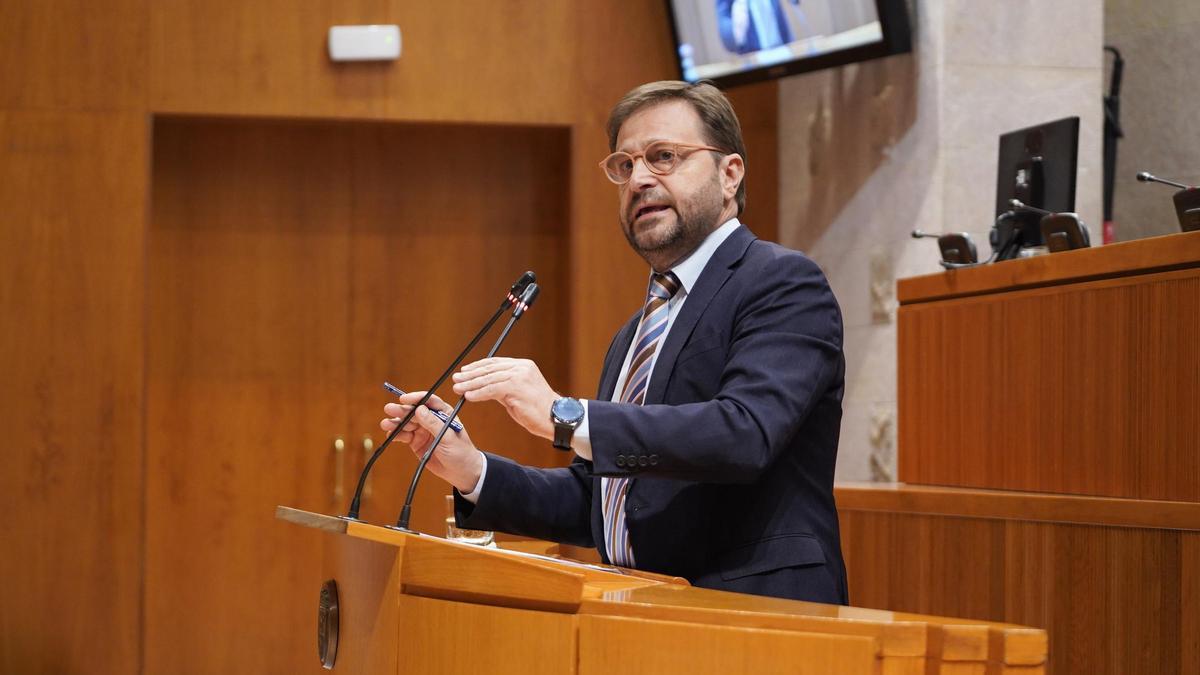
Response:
[1105,0,1200,241]
[776,1,1104,481]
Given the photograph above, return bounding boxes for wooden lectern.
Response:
[278,506,1046,674]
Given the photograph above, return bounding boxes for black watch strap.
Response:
[552,424,574,451]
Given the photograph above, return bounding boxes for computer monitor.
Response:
[993,117,1079,255]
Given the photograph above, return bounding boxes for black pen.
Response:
[382,382,464,433]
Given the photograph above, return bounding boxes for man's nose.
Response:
[628,156,659,190]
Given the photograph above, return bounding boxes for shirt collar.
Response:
[663,218,741,296]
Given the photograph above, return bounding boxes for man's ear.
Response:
[720,153,745,201]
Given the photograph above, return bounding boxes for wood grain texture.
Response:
[579,614,880,675]
[401,534,585,613]
[898,229,1200,304]
[0,111,147,675]
[146,116,572,672]
[837,482,1200,530]
[398,594,575,675]
[839,484,1200,675]
[149,0,575,123]
[342,120,571,534]
[0,0,147,110]
[322,533,404,675]
[146,116,354,675]
[583,584,1045,671]
[898,266,1200,501]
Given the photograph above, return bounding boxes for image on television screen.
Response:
[671,0,884,83]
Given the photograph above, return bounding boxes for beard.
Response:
[621,177,725,267]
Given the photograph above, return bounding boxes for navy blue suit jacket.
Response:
[458,225,847,603]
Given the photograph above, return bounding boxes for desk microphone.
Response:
[1136,171,1192,190]
[912,229,984,268]
[392,282,541,532]
[1010,200,1091,252]
[1136,171,1200,233]
[344,271,536,521]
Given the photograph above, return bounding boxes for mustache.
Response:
[626,192,673,219]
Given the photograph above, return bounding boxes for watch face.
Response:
[553,397,585,424]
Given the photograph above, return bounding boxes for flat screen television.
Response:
[666,0,912,89]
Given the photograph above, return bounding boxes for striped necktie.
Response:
[602,271,681,567]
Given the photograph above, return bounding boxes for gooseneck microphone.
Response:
[343,271,536,521]
[1137,171,1192,190]
[393,283,541,532]
[1138,171,1200,233]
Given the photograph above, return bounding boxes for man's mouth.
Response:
[634,204,671,221]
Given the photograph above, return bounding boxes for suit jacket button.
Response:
[637,456,649,467]
[648,454,659,466]
[615,455,626,467]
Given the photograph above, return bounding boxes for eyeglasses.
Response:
[599,141,724,184]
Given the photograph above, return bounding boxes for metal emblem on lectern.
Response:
[317,579,339,669]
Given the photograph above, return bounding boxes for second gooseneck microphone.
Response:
[343,271,535,521]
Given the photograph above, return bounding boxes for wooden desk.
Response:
[897,230,1200,501]
[837,482,1200,675]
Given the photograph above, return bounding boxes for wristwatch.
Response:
[550,397,585,451]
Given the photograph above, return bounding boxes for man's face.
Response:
[613,100,729,268]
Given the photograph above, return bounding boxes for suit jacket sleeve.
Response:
[587,251,842,484]
[455,452,596,547]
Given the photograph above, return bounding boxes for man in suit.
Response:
[383,80,847,603]
[717,0,803,55]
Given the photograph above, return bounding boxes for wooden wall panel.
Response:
[344,121,571,532]
[149,0,575,123]
[838,487,1200,675]
[898,267,1200,501]
[0,0,147,110]
[146,117,354,675]
[0,111,146,674]
[146,116,571,672]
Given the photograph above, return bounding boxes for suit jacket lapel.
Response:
[645,225,756,404]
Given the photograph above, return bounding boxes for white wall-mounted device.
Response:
[327,25,401,62]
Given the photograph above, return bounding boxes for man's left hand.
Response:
[452,357,560,440]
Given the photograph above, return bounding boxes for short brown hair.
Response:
[606,80,747,214]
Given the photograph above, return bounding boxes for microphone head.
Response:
[512,271,536,293]
[512,283,540,318]
[1136,171,1153,182]
[505,271,537,306]
[520,283,540,307]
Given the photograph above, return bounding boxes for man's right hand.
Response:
[381,392,485,494]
